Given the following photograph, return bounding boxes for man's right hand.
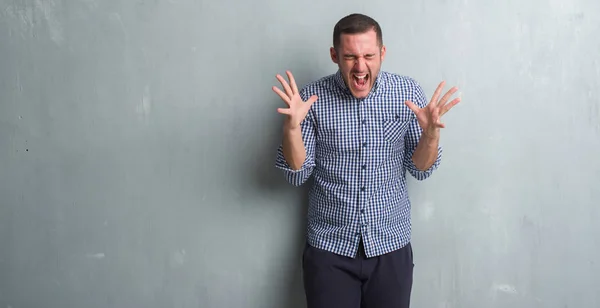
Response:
[272,70,318,130]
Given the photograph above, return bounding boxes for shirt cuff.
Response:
[405,146,442,181]
[274,145,314,186]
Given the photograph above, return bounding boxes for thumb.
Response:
[306,95,318,107]
[404,100,419,114]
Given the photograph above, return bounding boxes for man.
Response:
[273,13,460,308]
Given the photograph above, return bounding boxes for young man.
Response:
[273,13,460,308]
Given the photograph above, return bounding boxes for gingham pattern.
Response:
[275,70,442,258]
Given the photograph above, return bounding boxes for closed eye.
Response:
[343,54,375,60]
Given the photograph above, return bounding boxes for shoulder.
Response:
[380,71,424,92]
[380,71,428,104]
[299,73,340,99]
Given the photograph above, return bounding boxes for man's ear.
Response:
[330,47,338,64]
[380,45,386,61]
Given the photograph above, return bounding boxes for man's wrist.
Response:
[283,120,301,134]
[421,130,439,146]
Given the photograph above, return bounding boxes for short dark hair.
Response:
[333,13,383,50]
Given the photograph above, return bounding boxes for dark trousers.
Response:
[302,240,414,308]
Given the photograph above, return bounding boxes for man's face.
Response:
[330,29,386,99]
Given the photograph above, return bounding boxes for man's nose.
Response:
[354,58,366,71]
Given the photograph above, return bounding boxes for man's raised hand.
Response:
[273,70,318,130]
[405,81,461,139]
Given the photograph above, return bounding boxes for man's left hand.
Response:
[405,81,461,140]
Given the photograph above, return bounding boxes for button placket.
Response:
[358,99,368,229]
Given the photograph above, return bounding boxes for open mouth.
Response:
[352,73,369,90]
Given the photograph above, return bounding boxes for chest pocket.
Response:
[382,113,412,146]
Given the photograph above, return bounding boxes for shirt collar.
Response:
[333,69,385,99]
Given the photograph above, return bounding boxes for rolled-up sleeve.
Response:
[403,81,442,181]
[274,91,317,186]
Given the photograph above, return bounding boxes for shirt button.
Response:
[362,142,367,147]
[361,165,366,170]
[360,187,365,192]
[362,120,366,125]
[360,209,365,214]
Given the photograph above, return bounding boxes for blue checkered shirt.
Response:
[275,69,442,258]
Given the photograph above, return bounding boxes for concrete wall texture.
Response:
[1,0,599,307]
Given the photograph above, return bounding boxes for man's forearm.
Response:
[282,123,307,171]
[412,134,439,171]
